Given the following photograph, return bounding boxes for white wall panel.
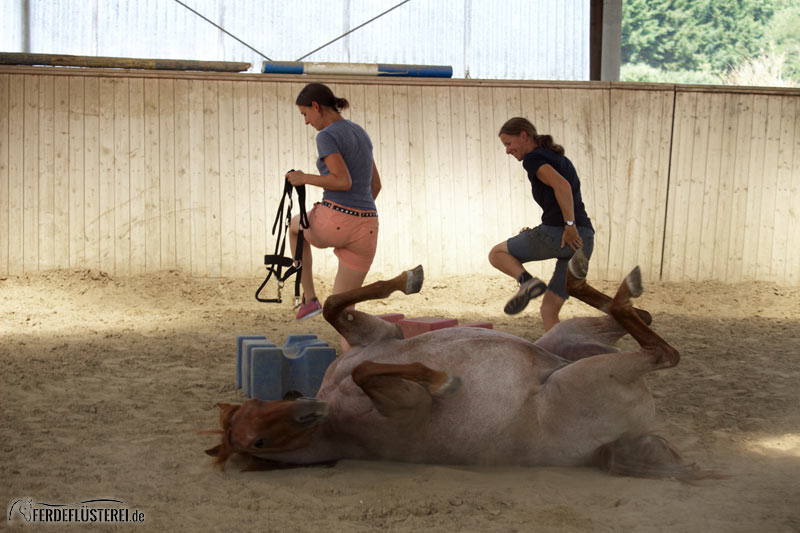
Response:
[3,67,799,284]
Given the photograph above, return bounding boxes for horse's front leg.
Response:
[351,360,461,417]
[322,266,424,348]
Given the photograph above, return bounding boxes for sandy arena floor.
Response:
[2,267,799,531]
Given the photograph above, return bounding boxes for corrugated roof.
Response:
[1,0,589,80]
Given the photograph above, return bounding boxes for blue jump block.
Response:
[236,334,337,401]
[238,337,276,396]
[237,335,268,389]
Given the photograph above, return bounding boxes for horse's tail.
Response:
[593,434,726,482]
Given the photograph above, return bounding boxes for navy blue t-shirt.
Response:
[522,148,593,230]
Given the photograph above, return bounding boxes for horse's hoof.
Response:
[626,266,643,298]
[431,375,461,398]
[568,249,589,280]
[636,308,653,325]
[404,265,424,295]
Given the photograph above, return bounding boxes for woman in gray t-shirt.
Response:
[286,83,382,341]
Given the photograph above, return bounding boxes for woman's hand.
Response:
[561,225,583,250]
[537,164,581,249]
[285,170,306,186]
[287,155,351,192]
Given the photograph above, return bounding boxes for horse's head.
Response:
[205,398,329,469]
[8,498,33,522]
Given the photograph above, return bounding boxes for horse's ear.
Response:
[205,444,222,457]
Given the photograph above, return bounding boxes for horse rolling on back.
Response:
[206,251,714,480]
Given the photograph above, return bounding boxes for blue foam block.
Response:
[284,346,337,398]
[237,334,337,401]
[249,346,285,400]
[239,337,276,396]
[236,335,267,388]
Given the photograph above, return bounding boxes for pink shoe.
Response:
[295,297,322,321]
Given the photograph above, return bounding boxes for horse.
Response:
[205,251,712,479]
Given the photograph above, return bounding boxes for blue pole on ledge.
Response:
[262,61,453,78]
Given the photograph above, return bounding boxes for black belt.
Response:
[321,200,378,218]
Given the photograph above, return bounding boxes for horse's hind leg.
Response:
[535,315,626,361]
[543,252,674,366]
[609,266,680,370]
[351,360,461,417]
[322,266,424,348]
[566,249,652,325]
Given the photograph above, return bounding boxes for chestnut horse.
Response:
[206,251,710,479]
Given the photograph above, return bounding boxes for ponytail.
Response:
[296,82,350,112]
[331,96,349,111]
[533,134,564,156]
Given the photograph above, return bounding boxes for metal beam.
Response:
[601,0,622,81]
[590,0,621,81]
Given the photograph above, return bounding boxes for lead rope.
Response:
[255,171,309,306]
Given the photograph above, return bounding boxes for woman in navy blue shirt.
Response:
[489,117,594,331]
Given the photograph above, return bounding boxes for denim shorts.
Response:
[506,224,595,299]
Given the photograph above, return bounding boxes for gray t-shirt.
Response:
[315,119,376,211]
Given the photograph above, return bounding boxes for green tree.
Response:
[767,2,800,82]
[622,0,775,73]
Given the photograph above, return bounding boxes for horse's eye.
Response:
[254,439,265,448]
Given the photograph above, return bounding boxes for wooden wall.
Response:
[663,89,800,283]
[1,66,798,284]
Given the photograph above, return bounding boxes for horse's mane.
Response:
[199,403,241,470]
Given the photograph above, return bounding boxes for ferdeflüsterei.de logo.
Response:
[7,498,145,525]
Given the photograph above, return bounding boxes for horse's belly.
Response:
[319,328,572,465]
[325,368,548,465]
[533,364,657,465]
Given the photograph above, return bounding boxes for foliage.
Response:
[620,63,722,85]
[766,3,800,82]
[623,0,774,72]
[621,0,800,87]
[723,48,796,87]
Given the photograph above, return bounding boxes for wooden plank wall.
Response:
[663,89,800,284]
[1,67,799,284]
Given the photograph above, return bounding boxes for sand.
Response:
[2,268,799,532]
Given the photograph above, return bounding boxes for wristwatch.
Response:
[565,220,575,227]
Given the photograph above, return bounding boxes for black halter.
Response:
[255,172,309,306]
